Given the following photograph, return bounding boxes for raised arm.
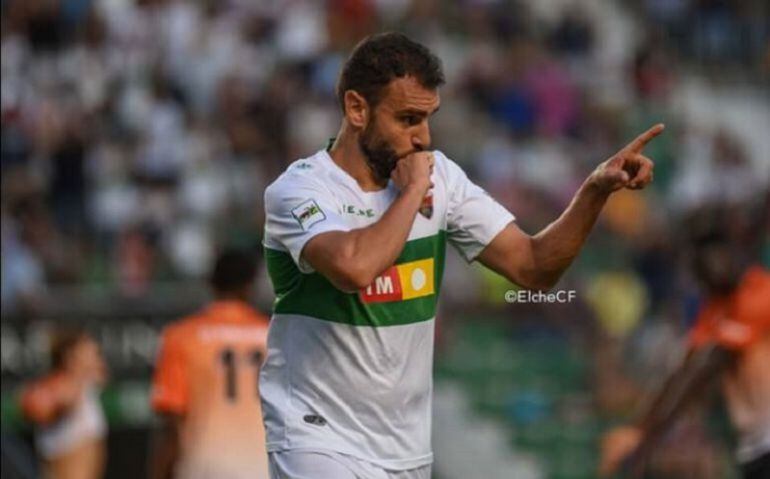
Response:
[19,375,81,425]
[477,124,664,290]
[302,152,433,292]
[599,344,732,477]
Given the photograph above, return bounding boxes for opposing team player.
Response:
[261,32,663,478]
[20,329,108,479]
[600,207,770,479]
[150,249,270,479]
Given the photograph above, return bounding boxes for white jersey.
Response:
[37,386,106,459]
[260,148,514,470]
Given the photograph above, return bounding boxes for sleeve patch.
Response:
[291,199,326,231]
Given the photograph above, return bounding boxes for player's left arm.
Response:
[149,328,187,479]
[477,124,664,290]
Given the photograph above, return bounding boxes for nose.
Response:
[412,123,431,151]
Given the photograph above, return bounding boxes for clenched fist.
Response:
[391,151,434,195]
[589,124,664,194]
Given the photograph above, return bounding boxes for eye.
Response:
[401,115,422,126]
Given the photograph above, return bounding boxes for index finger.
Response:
[626,123,665,153]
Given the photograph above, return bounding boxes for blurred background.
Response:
[1,0,768,478]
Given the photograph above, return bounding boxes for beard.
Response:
[358,121,400,183]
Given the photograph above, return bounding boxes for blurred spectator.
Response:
[1,209,46,315]
[19,328,108,479]
[549,5,594,58]
[672,127,761,210]
[1,0,766,311]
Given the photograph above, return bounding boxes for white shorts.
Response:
[268,450,431,479]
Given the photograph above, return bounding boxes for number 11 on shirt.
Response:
[219,348,263,402]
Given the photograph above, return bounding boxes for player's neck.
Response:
[329,127,386,192]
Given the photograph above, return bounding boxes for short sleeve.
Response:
[264,174,350,273]
[441,153,515,262]
[19,378,58,424]
[151,328,188,415]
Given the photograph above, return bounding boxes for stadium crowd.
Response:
[2,0,767,308]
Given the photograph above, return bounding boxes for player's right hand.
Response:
[391,151,434,194]
[599,425,643,477]
[588,123,664,194]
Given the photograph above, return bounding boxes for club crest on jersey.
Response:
[419,193,433,219]
[359,258,435,303]
[291,199,326,231]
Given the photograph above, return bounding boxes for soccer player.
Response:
[600,209,770,479]
[261,32,662,478]
[150,249,270,479]
[19,329,108,479]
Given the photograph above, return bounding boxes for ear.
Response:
[344,90,369,129]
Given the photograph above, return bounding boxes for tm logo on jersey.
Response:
[291,199,326,231]
[359,258,435,303]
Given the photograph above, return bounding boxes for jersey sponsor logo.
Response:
[419,193,433,219]
[291,199,326,231]
[360,258,435,303]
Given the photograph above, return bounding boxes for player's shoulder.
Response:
[159,313,202,346]
[732,265,770,314]
[265,150,333,199]
[742,265,770,290]
[22,372,61,396]
[737,265,770,322]
[226,304,270,330]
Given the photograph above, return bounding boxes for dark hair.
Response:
[50,328,88,370]
[209,249,257,294]
[336,32,445,112]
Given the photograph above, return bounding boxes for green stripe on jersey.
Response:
[265,231,446,327]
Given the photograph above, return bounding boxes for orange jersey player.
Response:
[19,330,108,479]
[600,207,770,479]
[150,249,270,479]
